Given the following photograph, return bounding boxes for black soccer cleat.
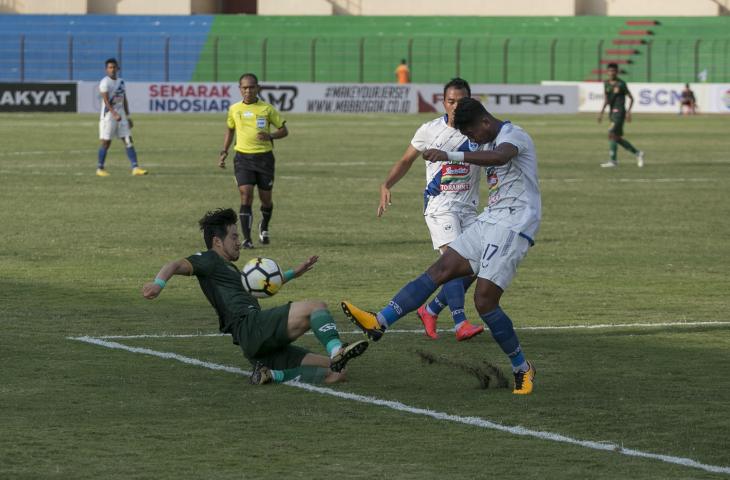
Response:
[330,340,369,373]
[258,220,270,245]
[249,362,273,385]
[241,239,255,249]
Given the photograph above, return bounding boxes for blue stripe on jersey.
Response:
[457,138,480,152]
[423,169,444,211]
[495,120,512,137]
[519,232,535,246]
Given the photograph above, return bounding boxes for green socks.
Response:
[617,138,639,154]
[310,309,343,357]
[609,140,618,162]
[272,366,329,384]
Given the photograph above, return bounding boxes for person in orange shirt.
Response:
[395,59,410,84]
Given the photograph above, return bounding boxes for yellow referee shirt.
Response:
[226,99,285,154]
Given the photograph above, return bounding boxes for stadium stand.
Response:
[0,15,728,83]
[0,15,212,81]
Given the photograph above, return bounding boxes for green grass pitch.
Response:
[1,112,729,479]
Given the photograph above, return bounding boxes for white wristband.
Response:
[446,151,465,163]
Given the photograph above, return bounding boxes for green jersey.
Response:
[604,78,630,113]
[186,250,260,334]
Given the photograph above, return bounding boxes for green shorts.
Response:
[608,111,625,137]
[234,303,309,370]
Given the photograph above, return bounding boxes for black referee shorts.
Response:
[233,151,275,190]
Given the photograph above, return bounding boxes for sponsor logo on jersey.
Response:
[440,164,471,192]
[486,167,500,204]
[442,165,469,176]
[440,183,471,192]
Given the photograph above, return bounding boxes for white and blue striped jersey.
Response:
[99,76,126,120]
[410,116,483,216]
[479,121,541,242]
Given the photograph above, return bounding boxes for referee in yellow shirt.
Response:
[219,73,288,249]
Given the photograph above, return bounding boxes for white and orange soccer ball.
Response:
[241,257,283,298]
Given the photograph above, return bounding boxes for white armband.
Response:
[446,151,465,163]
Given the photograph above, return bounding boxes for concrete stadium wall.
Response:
[3,0,727,15]
[88,0,218,14]
[6,0,87,14]
[1,0,219,14]
[602,0,719,16]
[258,0,333,16]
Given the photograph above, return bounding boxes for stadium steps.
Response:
[585,19,659,81]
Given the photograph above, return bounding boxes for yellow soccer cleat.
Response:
[96,168,110,177]
[131,167,148,176]
[340,301,385,341]
[512,361,536,395]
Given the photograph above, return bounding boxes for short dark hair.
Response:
[606,63,619,70]
[239,73,259,84]
[453,97,487,133]
[443,77,471,97]
[105,58,118,67]
[198,208,237,249]
[401,58,407,64]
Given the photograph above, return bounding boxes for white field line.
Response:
[90,320,730,340]
[68,335,730,476]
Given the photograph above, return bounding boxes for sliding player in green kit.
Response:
[142,208,368,385]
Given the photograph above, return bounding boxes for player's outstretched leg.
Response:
[343,249,470,342]
[306,305,368,372]
[343,271,439,341]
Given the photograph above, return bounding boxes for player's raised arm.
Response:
[281,255,319,285]
[378,145,421,217]
[142,259,193,299]
[423,143,517,167]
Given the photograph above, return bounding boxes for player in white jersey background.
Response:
[377,78,484,342]
[96,58,148,177]
[343,97,541,395]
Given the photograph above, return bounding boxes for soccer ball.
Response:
[241,257,283,298]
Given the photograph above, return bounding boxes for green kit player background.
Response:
[598,63,644,168]
[142,208,368,385]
